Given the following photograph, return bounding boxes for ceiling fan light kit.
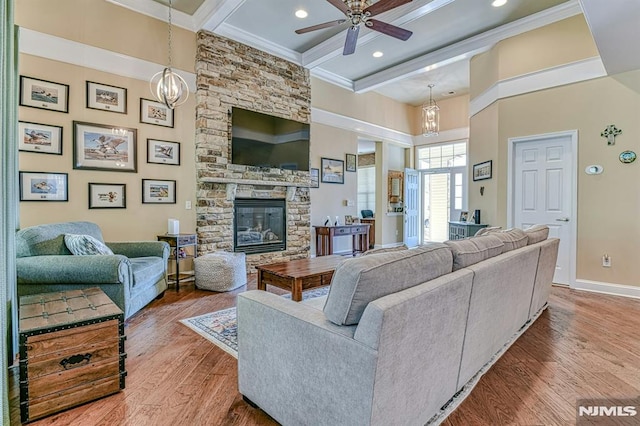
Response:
[422,84,440,137]
[295,0,414,55]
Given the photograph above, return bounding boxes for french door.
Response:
[421,166,466,242]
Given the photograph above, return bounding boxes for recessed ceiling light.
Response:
[295,9,308,18]
[372,51,384,58]
[491,0,507,7]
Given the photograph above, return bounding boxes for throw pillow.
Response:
[64,234,114,256]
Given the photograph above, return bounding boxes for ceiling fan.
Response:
[295,0,414,55]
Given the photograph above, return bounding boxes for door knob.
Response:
[556,217,570,222]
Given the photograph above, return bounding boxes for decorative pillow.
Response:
[444,235,504,271]
[524,224,549,245]
[362,244,408,256]
[474,226,502,236]
[490,228,528,252]
[64,234,114,256]
[324,243,453,326]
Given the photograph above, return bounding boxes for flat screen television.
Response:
[231,107,310,171]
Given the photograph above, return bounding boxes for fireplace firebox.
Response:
[234,199,286,254]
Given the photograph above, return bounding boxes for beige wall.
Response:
[16,1,197,241]
[469,16,640,287]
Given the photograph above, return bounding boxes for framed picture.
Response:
[321,157,344,184]
[140,98,174,128]
[88,183,126,209]
[18,121,63,155]
[19,76,69,113]
[19,171,68,202]
[459,211,469,222]
[473,160,492,181]
[310,168,319,188]
[147,139,180,166]
[86,81,127,114]
[73,121,137,172]
[344,215,354,225]
[345,153,357,172]
[142,179,176,204]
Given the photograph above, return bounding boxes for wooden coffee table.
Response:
[256,255,344,301]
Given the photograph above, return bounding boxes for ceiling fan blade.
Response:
[326,0,350,14]
[295,19,347,34]
[364,0,413,17]
[343,26,360,55]
[368,19,413,41]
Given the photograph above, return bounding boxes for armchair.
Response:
[16,221,169,319]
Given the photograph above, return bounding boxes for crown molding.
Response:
[213,23,302,64]
[196,0,246,32]
[301,0,454,69]
[105,0,195,30]
[18,28,197,92]
[310,69,353,91]
[469,56,606,116]
[354,0,583,94]
[311,108,413,146]
[412,127,470,146]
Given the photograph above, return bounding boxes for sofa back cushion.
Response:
[16,221,105,257]
[490,228,528,252]
[524,224,549,245]
[323,243,453,326]
[444,235,504,271]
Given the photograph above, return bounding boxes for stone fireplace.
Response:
[234,198,286,254]
[195,31,312,270]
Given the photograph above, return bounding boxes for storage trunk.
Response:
[19,287,126,423]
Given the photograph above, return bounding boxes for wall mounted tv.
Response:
[231,107,310,171]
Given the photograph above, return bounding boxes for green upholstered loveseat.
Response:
[16,221,170,319]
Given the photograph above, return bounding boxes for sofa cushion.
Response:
[16,221,105,257]
[525,224,549,245]
[490,228,528,252]
[64,234,114,256]
[323,243,453,326]
[474,226,502,236]
[362,245,408,256]
[130,257,166,290]
[444,235,504,271]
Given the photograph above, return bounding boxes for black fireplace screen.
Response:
[234,198,286,254]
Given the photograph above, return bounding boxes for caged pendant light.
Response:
[150,0,188,109]
[422,84,440,137]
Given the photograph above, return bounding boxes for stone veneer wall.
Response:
[195,30,312,270]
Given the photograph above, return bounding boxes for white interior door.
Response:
[403,168,419,248]
[512,133,575,285]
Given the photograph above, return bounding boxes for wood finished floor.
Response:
[9,280,640,426]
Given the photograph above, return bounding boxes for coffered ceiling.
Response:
[110,0,639,106]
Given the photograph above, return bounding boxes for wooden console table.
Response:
[314,224,370,256]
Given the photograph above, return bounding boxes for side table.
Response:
[448,221,488,240]
[157,233,198,291]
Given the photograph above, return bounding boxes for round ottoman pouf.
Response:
[194,251,247,292]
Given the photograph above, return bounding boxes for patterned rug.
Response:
[179,287,330,358]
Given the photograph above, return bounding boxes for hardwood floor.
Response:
[9,281,640,425]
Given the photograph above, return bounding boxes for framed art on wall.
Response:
[19,76,69,113]
[472,160,492,181]
[321,157,344,184]
[142,179,176,204]
[86,81,127,114]
[310,168,319,188]
[88,183,126,209]
[345,153,357,172]
[147,139,180,166]
[18,121,63,155]
[73,121,137,172]
[140,98,174,128]
[19,171,68,201]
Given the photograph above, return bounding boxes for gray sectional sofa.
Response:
[237,226,559,425]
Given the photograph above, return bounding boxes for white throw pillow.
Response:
[64,234,114,256]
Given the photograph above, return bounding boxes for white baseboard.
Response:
[572,279,640,300]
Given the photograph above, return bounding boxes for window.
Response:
[357,166,375,215]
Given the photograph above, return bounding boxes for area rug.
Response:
[179,287,330,359]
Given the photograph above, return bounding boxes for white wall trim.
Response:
[412,127,469,146]
[213,23,302,64]
[573,279,640,300]
[310,69,354,91]
[18,28,197,92]
[105,0,196,31]
[507,130,579,287]
[470,57,606,116]
[311,108,413,146]
[196,0,246,32]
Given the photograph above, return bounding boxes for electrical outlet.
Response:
[602,254,611,267]
[185,200,192,210]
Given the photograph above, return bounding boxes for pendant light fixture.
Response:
[422,84,440,137]
[150,0,188,109]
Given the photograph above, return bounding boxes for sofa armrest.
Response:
[17,255,130,284]
[106,241,169,259]
[237,290,377,426]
